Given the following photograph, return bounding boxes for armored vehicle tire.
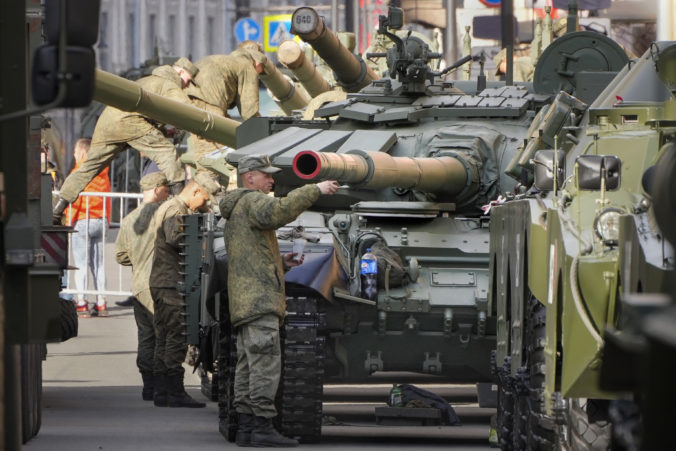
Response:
[60,298,78,342]
[526,298,557,450]
[495,355,515,450]
[21,343,45,443]
[527,299,611,451]
[563,399,611,450]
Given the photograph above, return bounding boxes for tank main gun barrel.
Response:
[293,150,472,196]
[258,55,311,115]
[291,7,379,92]
[94,69,239,148]
[278,40,332,97]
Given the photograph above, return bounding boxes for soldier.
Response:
[492,47,535,82]
[184,45,265,184]
[218,155,339,447]
[114,172,170,401]
[149,172,220,408]
[53,57,199,223]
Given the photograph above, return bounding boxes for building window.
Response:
[168,14,176,53]
[207,16,214,55]
[149,14,157,57]
[188,16,195,59]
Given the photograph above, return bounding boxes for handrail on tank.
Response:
[94,69,240,148]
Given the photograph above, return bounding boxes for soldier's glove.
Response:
[52,197,69,225]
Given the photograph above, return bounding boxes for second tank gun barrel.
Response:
[94,69,239,147]
[292,150,471,196]
[291,7,378,92]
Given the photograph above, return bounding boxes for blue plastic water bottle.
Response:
[360,248,378,301]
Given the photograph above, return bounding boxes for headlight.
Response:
[594,208,623,245]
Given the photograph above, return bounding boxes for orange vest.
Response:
[66,162,111,226]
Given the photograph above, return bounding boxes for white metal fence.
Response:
[58,190,143,300]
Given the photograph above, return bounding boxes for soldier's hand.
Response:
[317,180,340,195]
[283,252,304,269]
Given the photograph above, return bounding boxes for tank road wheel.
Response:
[276,296,325,443]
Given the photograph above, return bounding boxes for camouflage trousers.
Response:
[234,314,281,418]
[59,127,185,203]
[151,287,187,377]
[132,295,155,374]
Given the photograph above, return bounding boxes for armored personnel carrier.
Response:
[489,40,675,449]
[178,6,632,444]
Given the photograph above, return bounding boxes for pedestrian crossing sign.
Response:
[263,14,295,52]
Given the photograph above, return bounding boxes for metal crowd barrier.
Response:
[58,190,143,299]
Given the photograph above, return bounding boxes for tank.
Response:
[182,6,630,444]
[488,42,675,449]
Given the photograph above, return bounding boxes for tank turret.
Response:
[277,40,332,97]
[291,7,379,92]
[94,69,239,147]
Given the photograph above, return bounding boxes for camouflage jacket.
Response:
[149,196,192,292]
[115,202,161,312]
[187,51,259,120]
[92,65,191,144]
[219,184,320,326]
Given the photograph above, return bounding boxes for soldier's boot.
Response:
[166,374,206,408]
[169,181,185,196]
[250,416,299,448]
[153,373,168,407]
[52,197,69,225]
[235,413,254,447]
[141,371,154,401]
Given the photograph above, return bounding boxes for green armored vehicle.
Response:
[489,41,675,449]
[176,6,631,444]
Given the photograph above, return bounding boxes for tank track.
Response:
[275,295,325,443]
[217,325,237,442]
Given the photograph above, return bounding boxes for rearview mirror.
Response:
[576,155,621,190]
[533,150,565,191]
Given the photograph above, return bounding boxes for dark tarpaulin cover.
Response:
[398,383,462,426]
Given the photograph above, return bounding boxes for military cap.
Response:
[193,172,221,196]
[174,57,199,78]
[139,172,169,191]
[237,155,281,175]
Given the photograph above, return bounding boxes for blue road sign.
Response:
[234,17,260,43]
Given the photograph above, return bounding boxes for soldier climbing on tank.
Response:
[218,155,339,447]
[184,43,265,186]
[52,57,199,224]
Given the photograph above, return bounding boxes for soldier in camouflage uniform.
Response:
[53,57,199,223]
[114,172,170,401]
[149,172,220,408]
[218,155,339,447]
[492,47,535,82]
[184,47,265,184]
